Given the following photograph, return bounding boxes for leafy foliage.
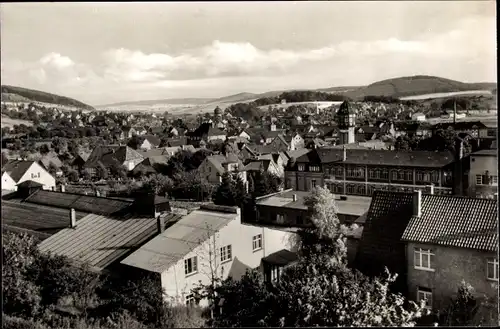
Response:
[2,233,42,318]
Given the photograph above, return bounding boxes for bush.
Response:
[2,315,49,329]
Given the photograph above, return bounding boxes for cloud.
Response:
[0,15,495,104]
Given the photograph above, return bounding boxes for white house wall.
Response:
[160,218,296,306]
[17,162,56,190]
[2,173,17,191]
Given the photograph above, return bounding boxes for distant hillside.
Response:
[1,85,94,110]
[342,75,496,99]
[98,98,214,107]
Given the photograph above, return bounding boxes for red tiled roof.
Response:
[401,195,498,252]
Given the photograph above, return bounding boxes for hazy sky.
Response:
[1,1,496,105]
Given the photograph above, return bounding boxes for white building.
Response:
[468,149,498,199]
[411,112,426,122]
[1,160,56,191]
[121,205,296,306]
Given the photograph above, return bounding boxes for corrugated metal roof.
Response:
[401,195,498,252]
[38,213,181,270]
[121,208,237,273]
[25,190,133,215]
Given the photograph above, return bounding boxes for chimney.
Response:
[60,184,65,193]
[70,208,76,228]
[292,194,297,202]
[157,216,165,234]
[413,190,422,217]
[429,184,434,195]
[342,145,347,162]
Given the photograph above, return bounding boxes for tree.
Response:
[48,163,58,176]
[96,163,108,180]
[39,144,50,155]
[394,136,411,151]
[438,281,477,326]
[2,233,42,318]
[2,152,9,165]
[68,169,80,182]
[212,172,237,206]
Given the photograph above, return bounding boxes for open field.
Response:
[1,115,33,128]
[400,90,493,101]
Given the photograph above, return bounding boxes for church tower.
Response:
[336,100,356,145]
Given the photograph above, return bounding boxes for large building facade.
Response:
[285,147,460,197]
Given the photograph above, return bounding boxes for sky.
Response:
[0,1,496,106]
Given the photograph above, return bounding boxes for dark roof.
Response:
[84,145,143,168]
[401,195,498,252]
[262,249,298,266]
[2,160,36,182]
[38,212,182,270]
[2,200,88,238]
[25,190,134,216]
[354,191,414,280]
[16,180,44,188]
[295,148,455,168]
[165,137,188,147]
[337,100,355,115]
[143,135,161,146]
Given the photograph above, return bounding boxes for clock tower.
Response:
[336,100,356,145]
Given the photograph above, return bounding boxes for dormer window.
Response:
[298,164,305,171]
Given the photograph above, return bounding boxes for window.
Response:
[347,167,354,177]
[298,164,305,171]
[369,169,375,179]
[296,215,304,225]
[276,214,285,223]
[423,172,430,182]
[37,172,40,178]
[405,170,413,181]
[431,171,439,183]
[347,185,355,194]
[391,170,397,180]
[184,256,198,276]
[381,169,389,180]
[309,165,320,172]
[185,294,197,306]
[492,176,498,186]
[487,258,498,281]
[252,234,262,251]
[311,180,317,188]
[414,248,434,271]
[220,245,232,263]
[336,167,343,177]
[417,287,433,309]
[476,175,483,185]
[398,170,405,180]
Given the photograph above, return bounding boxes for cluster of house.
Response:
[1,100,497,315]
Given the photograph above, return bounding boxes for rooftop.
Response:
[295,148,455,168]
[39,212,183,270]
[121,207,239,273]
[256,189,371,217]
[262,249,298,266]
[24,190,134,216]
[471,149,497,157]
[402,195,498,252]
[2,200,88,238]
